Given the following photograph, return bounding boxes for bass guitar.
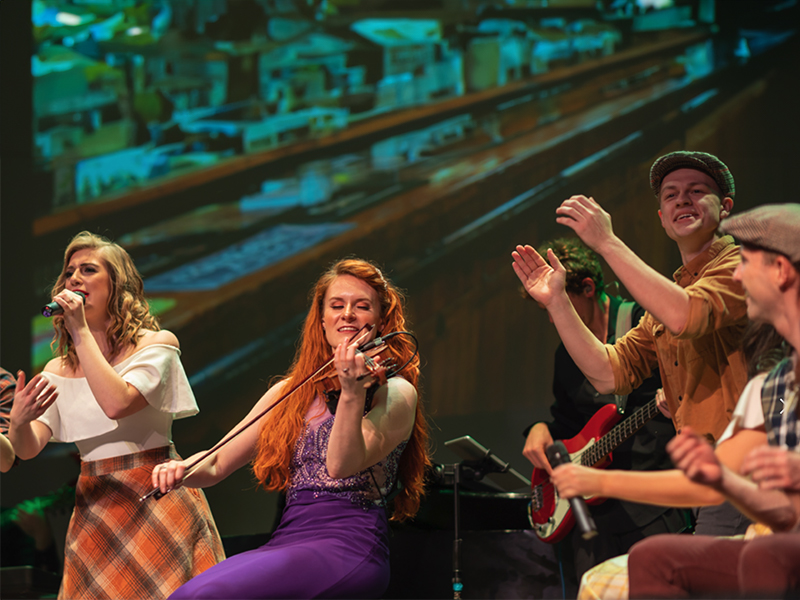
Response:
[528,397,660,543]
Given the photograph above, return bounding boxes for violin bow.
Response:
[140,324,380,502]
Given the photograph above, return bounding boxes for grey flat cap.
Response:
[719,203,800,262]
[650,151,735,199]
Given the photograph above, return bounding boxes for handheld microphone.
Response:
[546,440,598,540]
[42,291,86,317]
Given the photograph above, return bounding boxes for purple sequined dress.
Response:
[169,399,406,599]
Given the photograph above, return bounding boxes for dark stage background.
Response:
[1,0,799,597]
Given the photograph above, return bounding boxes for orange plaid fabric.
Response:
[59,446,224,600]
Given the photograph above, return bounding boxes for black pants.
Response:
[692,500,753,537]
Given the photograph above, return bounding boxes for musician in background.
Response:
[522,238,685,582]
[514,151,751,537]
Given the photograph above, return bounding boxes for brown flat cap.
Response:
[650,151,735,199]
[719,203,800,262]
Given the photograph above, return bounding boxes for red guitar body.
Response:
[528,403,622,543]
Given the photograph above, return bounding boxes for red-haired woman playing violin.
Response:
[155,258,431,599]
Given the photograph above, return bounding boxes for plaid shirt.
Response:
[761,354,800,450]
[0,367,15,435]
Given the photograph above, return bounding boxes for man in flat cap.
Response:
[513,151,752,536]
[626,203,800,598]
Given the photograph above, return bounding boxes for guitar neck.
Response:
[581,398,659,467]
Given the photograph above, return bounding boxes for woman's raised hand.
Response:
[10,371,58,426]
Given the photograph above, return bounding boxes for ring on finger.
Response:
[342,367,350,373]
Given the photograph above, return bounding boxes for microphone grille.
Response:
[545,441,569,467]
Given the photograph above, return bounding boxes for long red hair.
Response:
[251,259,431,521]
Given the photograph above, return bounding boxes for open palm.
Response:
[512,245,566,305]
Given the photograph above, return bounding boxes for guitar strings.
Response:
[531,400,660,516]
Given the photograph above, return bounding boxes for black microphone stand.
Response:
[439,463,464,599]
[451,463,463,600]
[442,449,511,600]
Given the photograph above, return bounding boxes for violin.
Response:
[312,342,396,396]
[141,324,415,502]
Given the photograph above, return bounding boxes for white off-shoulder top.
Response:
[38,344,198,461]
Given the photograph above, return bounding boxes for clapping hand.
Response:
[555,195,615,253]
[512,245,567,307]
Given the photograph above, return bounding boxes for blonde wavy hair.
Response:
[50,231,159,370]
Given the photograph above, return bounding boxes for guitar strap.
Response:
[613,300,636,415]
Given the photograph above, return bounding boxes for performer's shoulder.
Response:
[138,329,180,349]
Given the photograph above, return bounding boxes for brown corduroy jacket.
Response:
[607,236,749,443]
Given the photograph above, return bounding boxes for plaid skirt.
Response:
[59,446,225,600]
